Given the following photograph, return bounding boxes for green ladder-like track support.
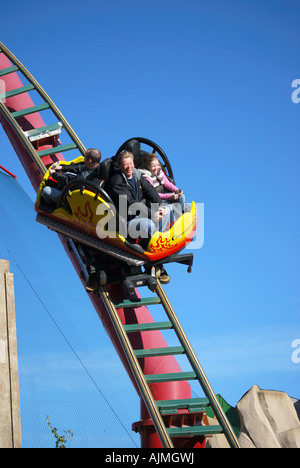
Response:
[0,42,86,176]
[99,281,241,449]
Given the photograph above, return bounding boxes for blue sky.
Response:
[0,0,299,448]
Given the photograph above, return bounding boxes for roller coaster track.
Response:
[0,42,240,448]
[100,281,240,448]
[0,42,86,175]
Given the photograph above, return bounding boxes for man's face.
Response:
[119,157,134,178]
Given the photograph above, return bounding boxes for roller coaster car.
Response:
[35,138,198,264]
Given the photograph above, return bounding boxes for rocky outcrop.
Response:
[206,385,300,448]
[237,385,300,448]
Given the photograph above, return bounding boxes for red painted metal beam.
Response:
[0,165,16,178]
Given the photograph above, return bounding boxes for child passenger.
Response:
[139,154,186,214]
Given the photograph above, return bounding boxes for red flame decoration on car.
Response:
[74,201,95,235]
[150,235,179,252]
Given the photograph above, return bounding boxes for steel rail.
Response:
[156,280,241,448]
[99,285,174,448]
[0,100,46,175]
[0,42,86,158]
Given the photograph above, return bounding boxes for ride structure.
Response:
[0,42,240,448]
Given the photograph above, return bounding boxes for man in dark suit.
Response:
[42,148,101,205]
[106,150,171,241]
[106,150,171,283]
